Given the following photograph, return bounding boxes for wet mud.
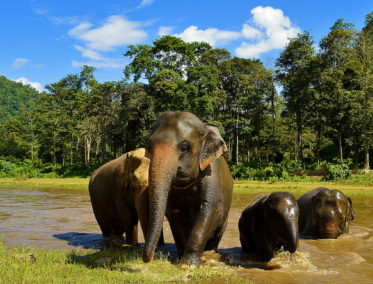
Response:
[0,187,372,283]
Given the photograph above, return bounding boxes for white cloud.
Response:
[158,26,173,37]
[74,45,103,61]
[13,58,30,69]
[172,6,299,58]
[15,77,43,92]
[139,0,154,7]
[242,24,262,39]
[175,26,242,46]
[49,16,80,25]
[68,15,147,52]
[72,45,126,69]
[72,59,126,69]
[236,6,300,58]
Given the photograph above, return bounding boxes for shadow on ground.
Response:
[53,232,103,249]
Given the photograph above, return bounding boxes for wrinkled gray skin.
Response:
[297,187,355,239]
[142,111,233,266]
[239,192,299,261]
[89,148,164,246]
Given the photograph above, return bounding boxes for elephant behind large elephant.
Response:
[239,192,299,261]
[89,148,163,246]
[297,187,355,239]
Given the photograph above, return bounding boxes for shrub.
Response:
[322,163,351,181]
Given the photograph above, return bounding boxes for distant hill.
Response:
[0,75,40,123]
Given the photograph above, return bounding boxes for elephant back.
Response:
[125,148,150,189]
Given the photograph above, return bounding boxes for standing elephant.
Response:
[142,111,233,266]
[89,148,163,246]
[297,187,355,239]
[238,192,299,261]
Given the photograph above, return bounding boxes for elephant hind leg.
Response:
[121,206,139,246]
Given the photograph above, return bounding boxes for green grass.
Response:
[0,241,249,283]
[1,177,372,197]
[0,177,90,190]
[233,180,373,197]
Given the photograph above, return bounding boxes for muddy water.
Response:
[0,186,373,283]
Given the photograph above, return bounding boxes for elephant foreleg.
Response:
[180,202,221,266]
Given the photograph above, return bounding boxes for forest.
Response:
[0,13,372,179]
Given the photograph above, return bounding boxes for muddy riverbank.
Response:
[0,185,372,283]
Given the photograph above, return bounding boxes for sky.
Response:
[0,0,372,92]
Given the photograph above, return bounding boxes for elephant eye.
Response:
[180,141,190,152]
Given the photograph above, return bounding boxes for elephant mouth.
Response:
[171,180,195,190]
[318,221,339,239]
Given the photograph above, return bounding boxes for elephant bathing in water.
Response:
[239,192,299,261]
[297,187,355,239]
[142,111,233,266]
[89,148,163,246]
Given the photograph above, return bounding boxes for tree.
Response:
[355,12,373,169]
[276,31,315,162]
[219,58,273,163]
[319,19,357,162]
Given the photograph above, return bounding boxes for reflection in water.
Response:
[0,187,373,283]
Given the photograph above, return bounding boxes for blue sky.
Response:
[0,0,372,92]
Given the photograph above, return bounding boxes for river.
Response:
[0,186,372,283]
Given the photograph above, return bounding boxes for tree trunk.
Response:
[365,140,370,171]
[364,66,370,171]
[85,136,91,166]
[255,145,259,162]
[76,136,80,163]
[95,138,100,163]
[87,136,91,166]
[62,142,65,166]
[338,129,343,162]
[271,91,276,162]
[296,113,303,162]
[70,133,73,165]
[235,112,239,165]
[355,144,359,168]
[316,129,321,167]
[84,137,87,166]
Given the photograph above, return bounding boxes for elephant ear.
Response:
[199,124,228,171]
[347,196,355,221]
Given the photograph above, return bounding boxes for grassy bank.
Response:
[0,177,372,196]
[0,177,90,190]
[234,180,373,197]
[0,241,247,283]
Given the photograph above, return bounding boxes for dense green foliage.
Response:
[0,76,39,123]
[0,12,372,178]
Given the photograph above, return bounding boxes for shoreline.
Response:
[0,177,372,196]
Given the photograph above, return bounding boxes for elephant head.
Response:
[142,111,227,263]
[311,189,355,239]
[260,192,299,256]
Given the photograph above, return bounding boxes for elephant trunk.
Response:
[142,143,177,263]
[286,219,299,253]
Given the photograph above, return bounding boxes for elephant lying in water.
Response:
[239,192,299,261]
[142,111,233,267]
[297,187,355,239]
[89,148,164,246]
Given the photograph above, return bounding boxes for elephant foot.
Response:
[180,251,202,267]
[180,264,197,271]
